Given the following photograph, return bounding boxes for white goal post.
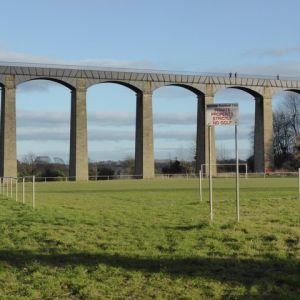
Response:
[200,163,248,178]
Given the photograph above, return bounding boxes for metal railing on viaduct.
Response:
[1,61,300,180]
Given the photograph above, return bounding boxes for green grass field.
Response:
[0,178,299,299]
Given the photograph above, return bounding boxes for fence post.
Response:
[32,176,35,209]
[199,171,202,202]
[15,178,18,202]
[298,168,300,200]
[22,177,25,204]
[10,177,13,198]
[6,178,9,197]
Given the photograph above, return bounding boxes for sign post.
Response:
[206,103,240,222]
[199,170,203,202]
[298,168,300,200]
[235,124,240,222]
[209,125,213,221]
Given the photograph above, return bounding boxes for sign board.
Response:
[206,103,239,126]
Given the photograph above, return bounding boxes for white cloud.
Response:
[17,127,134,142]
[16,109,198,127]
[216,127,250,141]
[16,125,251,143]
[2,46,300,79]
[17,110,69,126]
[16,109,253,127]
[0,49,64,65]
[237,61,300,78]
[17,80,58,92]
[246,47,300,58]
[17,127,69,141]
[154,87,196,99]
[154,112,196,125]
[0,48,161,71]
[211,60,300,79]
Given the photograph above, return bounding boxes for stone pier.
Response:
[69,79,89,181]
[254,87,273,172]
[0,75,17,178]
[196,84,216,175]
[135,82,154,178]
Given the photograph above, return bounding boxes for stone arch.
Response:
[286,88,300,94]
[87,80,142,94]
[166,84,204,96]
[215,85,271,173]
[152,83,205,174]
[222,86,262,98]
[16,77,75,91]
[86,80,142,176]
[152,82,204,96]
[15,78,74,178]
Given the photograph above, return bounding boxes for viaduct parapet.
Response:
[1,62,299,180]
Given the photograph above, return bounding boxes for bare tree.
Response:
[273,92,300,168]
[20,152,38,175]
[217,143,230,161]
[122,156,135,175]
[283,92,300,137]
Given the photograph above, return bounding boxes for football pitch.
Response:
[0,178,299,299]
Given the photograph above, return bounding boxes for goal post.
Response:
[201,163,248,178]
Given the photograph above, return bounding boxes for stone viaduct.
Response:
[0,62,299,180]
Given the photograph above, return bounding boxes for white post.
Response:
[15,178,18,202]
[32,176,35,209]
[208,126,213,222]
[22,177,25,204]
[6,178,9,197]
[298,168,300,200]
[10,177,13,198]
[235,124,240,222]
[199,170,203,202]
[245,164,248,179]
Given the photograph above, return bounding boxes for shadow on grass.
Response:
[165,223,209,231]
[0,250,298,295]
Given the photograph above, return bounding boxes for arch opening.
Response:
[89,81,141,94]
[214,87,256,172]
[16,79,71,178]
[272,90,300,170]
[87,82,137,178]
[18,77,75,90]
[153,85,200,174]
[228,86,262,98]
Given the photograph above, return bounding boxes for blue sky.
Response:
[1,0,300,162]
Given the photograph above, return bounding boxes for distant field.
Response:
[0,178,299,299]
